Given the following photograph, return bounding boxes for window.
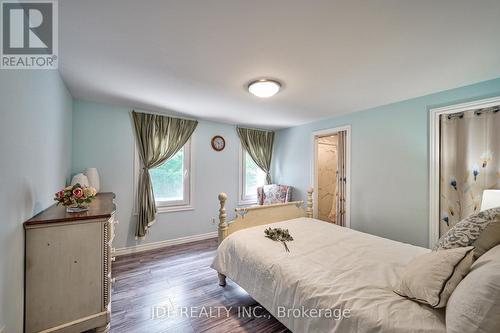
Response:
[148,140,192,211]
[239,146,267,204]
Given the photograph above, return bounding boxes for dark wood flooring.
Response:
[111,238,290,333]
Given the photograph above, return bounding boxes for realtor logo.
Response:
[1,0,58,69]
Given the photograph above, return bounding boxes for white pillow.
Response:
[446,245,500,333]
[394,246,474,308]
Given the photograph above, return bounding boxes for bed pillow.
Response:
[446,245,500,333]
[393,246,474,308]
[433,207,500,258]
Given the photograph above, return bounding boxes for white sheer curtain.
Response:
[439,107,500,236]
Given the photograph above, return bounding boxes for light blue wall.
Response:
[72,100,243,249]
[0,71,72,333]
[273,77,500,248]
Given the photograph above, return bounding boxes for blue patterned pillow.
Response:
[434,207,500,258]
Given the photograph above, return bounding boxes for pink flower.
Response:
[73,188,84,198]
[56,190,65,199]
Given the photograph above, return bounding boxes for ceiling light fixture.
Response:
[248,79,281,98]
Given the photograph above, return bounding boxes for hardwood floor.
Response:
[111,238,290,333]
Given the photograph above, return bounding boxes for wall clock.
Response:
[211,135,225,151]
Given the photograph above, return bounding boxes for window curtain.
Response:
[439,107,500,236]
[132,111,198,238]
[237,127,275,184]
[332,130,347,226]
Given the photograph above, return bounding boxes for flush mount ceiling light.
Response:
[248,79,281,98]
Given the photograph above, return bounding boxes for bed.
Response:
[211,190,446,333]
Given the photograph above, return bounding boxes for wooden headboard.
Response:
[217,188,313,244]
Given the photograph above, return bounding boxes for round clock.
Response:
[211,135,225,151]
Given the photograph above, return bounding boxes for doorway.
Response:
[317,135,338,222]
[312,126,351,227]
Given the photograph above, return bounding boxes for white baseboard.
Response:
[115,231,217,256]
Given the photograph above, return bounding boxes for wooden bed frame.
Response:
[216,188,314,286]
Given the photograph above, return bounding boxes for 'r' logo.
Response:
[2,2,53,54]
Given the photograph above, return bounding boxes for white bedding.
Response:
[211,218,446,333]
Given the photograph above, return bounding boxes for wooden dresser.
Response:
[24,193,117,333]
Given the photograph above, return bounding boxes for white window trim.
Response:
[238,143,265,205]
[428,96,500,248]
[133,139,194,214]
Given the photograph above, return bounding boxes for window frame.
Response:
[134,139,194,214]
[238,143,266,205]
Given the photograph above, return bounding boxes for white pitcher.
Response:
[85,168,100,193]
[70,173,89,187]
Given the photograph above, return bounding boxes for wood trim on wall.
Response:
[114,231,217,256]
[310,125,351,228]
[428,96,500,248]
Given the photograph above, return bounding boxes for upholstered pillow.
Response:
[394,246,474,308]
[446,245,500,333]
[433,207,500,258]
[261,185,292,205]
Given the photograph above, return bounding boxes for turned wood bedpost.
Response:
[306,187,313,218]
[218,192,228,244]
[217,193,228,286]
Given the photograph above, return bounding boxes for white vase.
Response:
[71,173,89,187]
[85,168,100,193]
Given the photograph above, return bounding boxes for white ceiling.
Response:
[59,0,500,129]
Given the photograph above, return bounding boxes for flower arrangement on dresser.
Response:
[54,183,97,212]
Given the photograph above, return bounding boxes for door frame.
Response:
[428,96,500,247]
[311,125,351,227]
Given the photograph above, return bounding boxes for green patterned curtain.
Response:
[132,111,198,238]
[237,127,275,184]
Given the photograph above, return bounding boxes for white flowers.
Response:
[83,187,97,198]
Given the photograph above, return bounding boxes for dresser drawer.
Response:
[25,222,104,333]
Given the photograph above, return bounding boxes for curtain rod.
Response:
[237,126,275,133]
[131,110,198,122]
[446,106,499,119]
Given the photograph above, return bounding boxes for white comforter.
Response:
[211,218,446,333]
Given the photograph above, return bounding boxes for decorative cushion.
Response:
[393,246,474,308]
[433,207,500,259]
[257,185,292,205]
[446,245,500,333]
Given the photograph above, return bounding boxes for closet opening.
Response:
[429,96,500,247]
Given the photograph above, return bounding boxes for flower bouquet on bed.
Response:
[54,183,97,212]
[264,227,294,252]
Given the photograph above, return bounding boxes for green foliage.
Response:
[150,148,184,201]
[264,227,294,252]
[245,152,266,196]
